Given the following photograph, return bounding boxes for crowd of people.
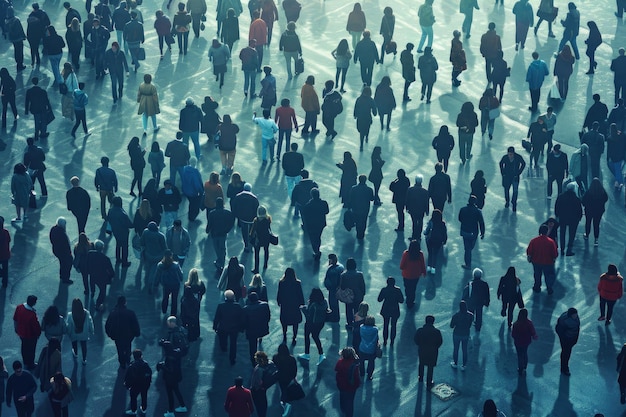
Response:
[2,0,626,416]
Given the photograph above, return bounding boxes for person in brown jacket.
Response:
[597,264,624,325]
[480,22,502,82]
[136,73,160,135]
[300,75,320,135]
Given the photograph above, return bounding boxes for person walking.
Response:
[0,68,18,128]
[458,195,485,270]
[346,3,366,51]
[555,307,580,376]
[417,48,438,104]
[480,23,502,82]
[253,109,279,164]
[424,209,447,273]
[277,267,305,345]
[282,143,304,201]
[10,164,33,223]
[124,349,152,415]
[24,77,51,140]
[218,257,245,301]
[220,7,240,52]
[332,39,352,93]
[389,169,410,232]
[104,42,129,104]
[428,162,452,212]
[497,266,524,328]
[617,344,626,404]
[337,152,358,207]
[107,196,133,267]
[607,123,626,190]
[377,277,404,346]
[5,8,27,71]
[414,315,443,388]
[172,2,191,55]
[368,146,385,205]
[321,80,343,140]
[86,239,115,310]
[511,308,537,375]
[13,295,41,370]
[187,0,207,39]
[470,170,487,209]
[339,258,366,328]
[154,250,183,316]
[224,376,254,417]
[570,144,590,191]
[527,117,548,170]
[581,121,606,180]
[491,51,510,102]
[279,21,301,79]
[554,182,583,255]
[66,298,94,365]
[460,0,479,39]
[546,144,568,198]
[274,98,298,160]
[298,288,328,364]
[557,2,581,60]
[0,216,10,287]
[353,30,379,86]
[449,301,473,371]
[399,239,426,309]
[357,316,379,380]
[478,89,500,140]
[582,178,608,246]
[207,197,235,270]
[526,224,558,294]
[42,26,65,85]
[349,175,374,240]
[213,290,245,365]
[159,317,188,417]
[249,350,273,417]
[105,296,140,369]
[23,137,47,198]
[323,254,344,323]
[158,179,182,229]
[335,347,360,417]
[5,361,37,417]
[611,48,626,105]
[50,218,74,284]
[584,21,602,75]
[273,344,298,416]
[526,52,549,112]
[154,10,172,57]
[60,63,78,121]
[417,0,435,53]
[47,371,72,417]
[300,75,320,135]
[456,102,479,164]
[137,74,160,135]
[242,293,270,365]
[231,184,259,252]
[140,221,167,291]
[512,0,533,51]
[249,206,273,273]
[405,175,429,239]
[249,11,267,71]
[239,40,259,97]
[378,7,395,63]
[401,43,416,99]
[69,82,89,138]
[449,31,466,87]
[553,45,575,100]
[127,137,146,197]
[534,0,557,38]
[354,87,377,151]
[597,264,623,325]
[179,97,204,159]
[123,11,144,72]
[217,115,239,174]
[462,268,490,331]
[302,188,329,260]
[499,146,526,211]
[165,133,190,186]
[208,39,231,89]
[90,17,111,79]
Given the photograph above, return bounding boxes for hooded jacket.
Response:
[598,273,624,301]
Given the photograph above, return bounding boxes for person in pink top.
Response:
[274,98,298,160]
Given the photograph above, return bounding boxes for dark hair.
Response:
[340,346,358,360]
[408,239,421,260]
[280,267,298,282]
[386,276,396,286]
[13,163,27,175]
[71,298,86,333]
[346,258,357,270]
[336,39,349,55]
[143,74,152,83]
[309,287,324,304]
[43,305,61,327]
[325,79,334,90]
[305,75,315,85]
[133,349,143,360]
[48,337,61,355]
[482,399,498,417]
[517,308,528,321]
[151,141,160,152]
[281,98,290,107]
[234,376,244,387]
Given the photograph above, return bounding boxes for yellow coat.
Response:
[137,83,160,116]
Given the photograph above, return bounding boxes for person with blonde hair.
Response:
[248,273,267,301]
[185,268,206,301]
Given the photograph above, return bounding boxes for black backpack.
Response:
[261,361,278,388]
[323,92,343,116]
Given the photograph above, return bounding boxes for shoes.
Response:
[394,227,404,232]
[426,266,432,273]
[594,239,599,246]
[367,374,373,380]
[565,252,575,256]
[417,49,423,53]
[501,308,506,317]
[62,279,74,285]
[532,287,541,293]
[460,365,466,371]
[426,381,434,389]
[547,288,554,295]
[125,410,137,416]
[282,402,292,417]
[174,406,188,412]
[606,319,612,326]
[430,267,436,274]
[121,262,131,268]
[164,413,175,417]
[461,264,470,270]
[561,369,571,376]
[586,70,595,75]
[317,354,326,365]
[598,316,606,321]
[450,362,458,369]
[298,353,310,360]
[82,359,87,365]
[154,125,161,133]
[515,43,519,51]
[548,32,556,38]
[291,338,297,346]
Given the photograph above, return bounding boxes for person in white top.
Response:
[252,109,279,164]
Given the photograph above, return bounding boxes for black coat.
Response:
[277,279,305,325]
[462,278,490,310]
[353,38,379,65]
[213,300,245,333]
[66,186,91,217]
[458,203,485,235]
[25,86,50,114]
[50,225,71,258]
[428,172,451,205]
[243,301,270,339]
[232,191,259,222]
[282,151,305,177]
[432,133,455,159]
[302,197,329,230]
[179,104,204,132]
[340,270,366,304]
[389,176,410,206]
[349,183,374,214]
[105,305,140,341]
[87,250,115,287]
[413,324,443,366]
[23,145,46,171]
[405,185,429,215]
[292,179,318,206]
[124,358,151,390]
[554,190,583,225]
[107,206,133,239]
[207,207,235,236]
[377,285,404,318]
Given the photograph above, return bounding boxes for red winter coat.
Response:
[224,386,254,417]
[13,304,42,339]
[400,251,426,279]
[335,357,360,391]
[526,235,557,265]
[598,273,624,301]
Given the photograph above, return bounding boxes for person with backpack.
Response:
[321,80,343,139]
[298,288,329,365]
[158,316,188,417]
[250,351,275,417]
[154,250,184,316]
[5,7,27,71]
[335,346,360,417]
[278,21,301,79]
[124,349,152,415]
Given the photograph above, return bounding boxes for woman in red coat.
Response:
[597,264,624,325]
[335,347,360,417]
[399,239,426,309]
[224,376,254,417]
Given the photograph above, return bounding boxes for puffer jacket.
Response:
[598,273,624,301]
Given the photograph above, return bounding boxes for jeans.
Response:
[161,286,180,316]
[609,160,624,185]
[303,322,324,354]
[2,93,18,126]
[71,109,88,136]
[261,137,273,161]
[503,177,520,207]
[502,300,517,326]
[452,334,469,365]
[458,132,473,162]
[92,281,108,308]
[141,113,157,131]
[116,30,126,52]
[382,316,398,344]
[284,51,298,77]
[322,112,337,136]
[162,211,177,230]
[182,130,201,158]
[144,259,159,289]
[48,53,63,84]
[212,235,227,268]
[94,49,106,77]
[307,226,323,255]
[127,40,141,69]
[480,112,495,136]
[359,352,375,377]
[169,165,184,186]
[515,344,528,371]
[339,390,356,417]
[176,31,189,54]
[110,71,124,100]
[13,41,25,67]
[559,223,578,252]
[326,289,340,322]
[277,129,292,157]
[285,175,302,199]
[600,297,617,320]
[403,278,419,307]
[240,221,252,249]
[218,330,239,363]
[33,112,47,139]
[255,45,264,71]
[417,25,433,51]
[462,233,477,267]
[30,169,48,196]
[532,263,556,290]
[558,33,579,59]
[336,67,348,90]
[243,70,256,95]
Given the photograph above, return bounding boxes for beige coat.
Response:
[300,84,320,113]
[137,83,160,116]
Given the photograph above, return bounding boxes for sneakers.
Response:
[450,362,458,369]
[125,410,136,416]
[426,266,432,273]
[164,413,175,417]
[317,354,326,365]
[460,365,466,371]
[594,239,599,246]
[298,353,310,361]
[174,406,188,412]
[430,267,436,274]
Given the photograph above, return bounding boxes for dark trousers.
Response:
[529,88,540,111]
[322,112,336,136]
[409,212,424,240]
[0,259,8,287]
[557,74,571,99]
[344,302,357,326]
[247,337,259,365]
[94,49,106,77]
[458,132,473,162]
[2,93,18,126]
[27,37,40,65]
[547,174,564,196]
[277,128,292,157]
[515,344,529,371]
[187,195,201,221]
[559,337,576,372]
[165,380,185,411]
[354,212,368,239]
[307,227,323,255]
[129,387,148,412]
[452,334,469,366]
[20,337,37,369]
[253,243,269,272]
[71,340,87,360]
[69,47,81,69]
[50,401,68,417]
[71,109,88,135]
[462,234,477,267]
[359,62,374,86]
[72,212,88,234]
[394,203,405,229]
[403,80,412,99]
[218,330,239,363]
[30,169,48,196]
[358,352,375,377]
[420,82,434,101]
[403,278,419,307]
[56,254,73,280]
[162,286,179,316]
[584,213,602,239]
[33,112,47,139]
[382,315,398,344]
[418,361,434,383]
[485,58,494,81]
[559,223,578,252]
[302,111,317,132]
[600,297,617,320]
[426,241,442,268]
[335,67,348,90]
[115,338,132,366]
[304,322,324,354]
[176,32,189,54]
[115,236,129,263]
[240,221,252,250]
[13,41,24,68]
[470,306,483,330]
[503,177,520,206]
[532,263,556,290]
[14,398,34,417]
[615,80,625,105]
[326,289,340,322]
[92,282,107,308]
[502,300,516,326]
[251,389,268,417]
[110,72,124,100]
[191,13,202,37]
[131,168,144,195]
[212,235,227,268]
[339,390,356,417]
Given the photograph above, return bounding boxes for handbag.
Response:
[343,209,355,231]
[59,82,68,95]
[488,107,500,120]
[28,191,37,209]
[44,107,55,125]
[132,233,142,259]
[549,81,561,100]
[336,287,354,304]
[269,232,279,246]
[295,57,304,75]
[282,379,305,402]
[375,342,383,358]
[136,47,146,61]
[165,33,175,45]
[521,139,532,152]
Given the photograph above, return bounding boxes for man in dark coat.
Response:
[124,349,152,414]
[349,174,374,240]
[583,93,609,131]
[165,132,191,185]
[106,295,141,368]
[242,292,270,365]
[66,176,91,233]
[231,183,259,252]
[555,307,580,376]
[546,144,568,198]
[458,195,485,270]
[498,146,526,211]
[106,196,133,267]
[95,156,118,219]
[282,142,305,203]
[104,41,129,103]
[608,98,626,133]
[123,11,144,71]
[339,258,366,327]
[580,121,605,179]
[179,97,204,159]
[462,268,490,331]
[207,197,235,271]
[5,361,37,416]
[301,187,329,260]
[353,30,380,86]
[24,77,51,140]
[91,17,111,79]
[49,217,73,284]
[413,315,443,388]
[405,175,429,239]
[554,182,583,256]
[213,290,245,365]
[389,169,410,232]
[87,239,115,310]
[427,163,451,212]
[323,254,344,323]
[23,137,47,197]
[26,3,50,66]
[611,48,626,105]
[158,179,182,229]
[290,169,318,218]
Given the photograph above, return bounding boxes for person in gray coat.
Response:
[140,221,167,291]
[208,39,231,89]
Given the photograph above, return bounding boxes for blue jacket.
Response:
[359,324,378,355]
[73,89,88,110]
[526,59,549,90]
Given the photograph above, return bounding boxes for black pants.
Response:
[165,380,185,411]
[322,112,336,136]
[559,223,578,252]
[71,109,88,135]
[191,13,202,37]
[253,243,269,272]
[115,236,129,264]
[344,302,357,326]
[547,174,564,197]
[354,212,367,239]
[27,37,40,65]
[69,46,81,69]
[30,169,48,196]
[92,281,107,308]
[162,286,179,316]
[382,315,398,344]
[218,330,239,363]
[0,259,8,287]
[1,93,17,126]
[131,168,144,195]
[359,62,374,86]
[57,254,73,281]
[303,322,324,354]
[247,337,260,365]
[403,278,419,307]
[421,82,434,101]
[129,387,148,412]
[426,241,442,268]
[485,58,494,81]
[394,203,405,229]
[72,340,87,360]
[251,389,267,417]
[409,212,424,240]
[187,195,201,221]
[559,337,576,372]
[339,390,356,417]
[335,67,348,90]
[115,338,132,366]
[470,306,483,330]
[307,227,323,255]
[12,41,24,68]
[303,111,317,132]
[110,72,124,100]
[529,88,540,110]
[501,300,516,326]
[600,297,617,321]
[255,45,264,71]
[20,337,37,369]
[584,212,602,239]
[418,361,434,383]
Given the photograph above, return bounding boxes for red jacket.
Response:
[598,273,624,301]
[526,235,557,265]
[274,106,298,130]
[0,228,10,261]
[13,304,42,339]
[335,358,361,391]
[224,386,254,417]
[400,251,426,279]
[248,19,267,46]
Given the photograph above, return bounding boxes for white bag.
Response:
[549,81,561,100]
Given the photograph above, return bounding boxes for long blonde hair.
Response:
[249,273,264,288]
[139,199,152,220]
[185,268,202,287]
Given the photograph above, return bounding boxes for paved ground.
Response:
[1,0,625,416]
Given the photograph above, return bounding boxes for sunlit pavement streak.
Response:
[0,0,624,416]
